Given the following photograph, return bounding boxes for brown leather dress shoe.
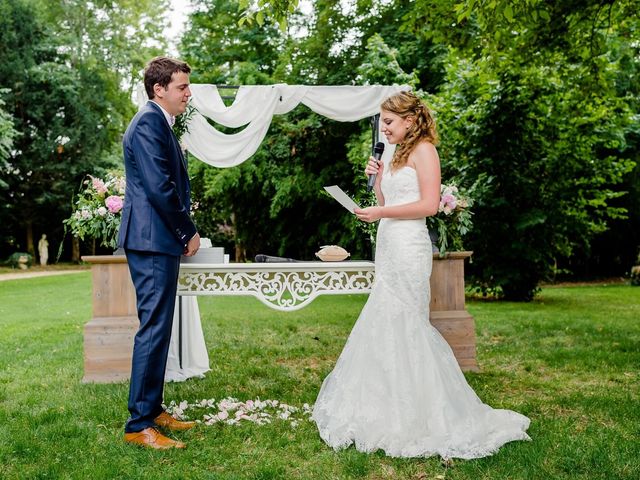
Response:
[124,427,186,449]
[154,411,196,431]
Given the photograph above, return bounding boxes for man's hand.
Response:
[184,232,201,256]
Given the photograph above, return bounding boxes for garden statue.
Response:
[631,249,640,286]
[38,234,49,266]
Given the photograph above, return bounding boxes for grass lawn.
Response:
[0,273,638,479]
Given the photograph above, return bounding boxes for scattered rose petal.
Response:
[164,396,313,429]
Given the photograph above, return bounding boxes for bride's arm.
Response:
[355,142,441,222]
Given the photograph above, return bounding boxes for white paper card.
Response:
[324,185,361,213]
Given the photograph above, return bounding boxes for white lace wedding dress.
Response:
[312,166,531,459]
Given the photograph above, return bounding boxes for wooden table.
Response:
[81,252,477,383]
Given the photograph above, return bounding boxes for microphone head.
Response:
[374,142,385,154]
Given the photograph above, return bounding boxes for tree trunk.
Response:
[26,220,35,257]
[72,236,80,263]
[235,243,246,263]
[231,212,244,262]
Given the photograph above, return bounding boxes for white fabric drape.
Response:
[137,84,410,167]
[165,297,210,382]
[184,84,409,167]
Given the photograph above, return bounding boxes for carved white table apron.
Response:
[174,261,375,370]
[177,261,376,310]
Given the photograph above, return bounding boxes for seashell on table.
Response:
[315,245,350,262]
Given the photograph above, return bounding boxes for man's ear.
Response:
[153,83,165,99]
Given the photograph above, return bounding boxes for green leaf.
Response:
[503,4,514,22]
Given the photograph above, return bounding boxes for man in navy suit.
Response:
[118,57,200,449]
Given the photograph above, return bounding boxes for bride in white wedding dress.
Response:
[312,92,530,459]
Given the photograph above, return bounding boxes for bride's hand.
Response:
[354,206,383,223]
[364,156,383,182]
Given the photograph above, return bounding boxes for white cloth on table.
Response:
[165,296,210,382]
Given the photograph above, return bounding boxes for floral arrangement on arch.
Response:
[64,173,125,249]
[427,182,474,254]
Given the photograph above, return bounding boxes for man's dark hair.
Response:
[144,56,191,99]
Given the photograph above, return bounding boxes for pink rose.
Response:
[441,193,457,210]
[105,195,123,214]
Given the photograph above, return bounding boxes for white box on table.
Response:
[181,247,225,263]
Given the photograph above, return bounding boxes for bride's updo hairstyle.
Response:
[381,91,438,170]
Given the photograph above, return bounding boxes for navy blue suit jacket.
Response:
[118,101,196,256]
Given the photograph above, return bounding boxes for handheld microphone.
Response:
[255,254,300,263]
[367,142,385,192]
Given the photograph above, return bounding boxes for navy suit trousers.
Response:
[124,249,180,433]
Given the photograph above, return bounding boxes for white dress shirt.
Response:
[150,100,175,127]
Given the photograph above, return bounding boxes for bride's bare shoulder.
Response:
[410,141,439,167]
[413,141,438,155]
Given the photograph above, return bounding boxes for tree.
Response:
[0,95,17,249]
[422,0,640,299]
[0,0,170,259]
[181,0,283,84]
[238,0,299,29]
[0,95,17,178]
[34,0,170,90]
[355,34,418,87]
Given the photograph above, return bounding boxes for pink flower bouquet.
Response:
[427,183,474,253]
[64,173,125,248]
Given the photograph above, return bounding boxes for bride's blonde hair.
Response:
[381,91,438,170]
